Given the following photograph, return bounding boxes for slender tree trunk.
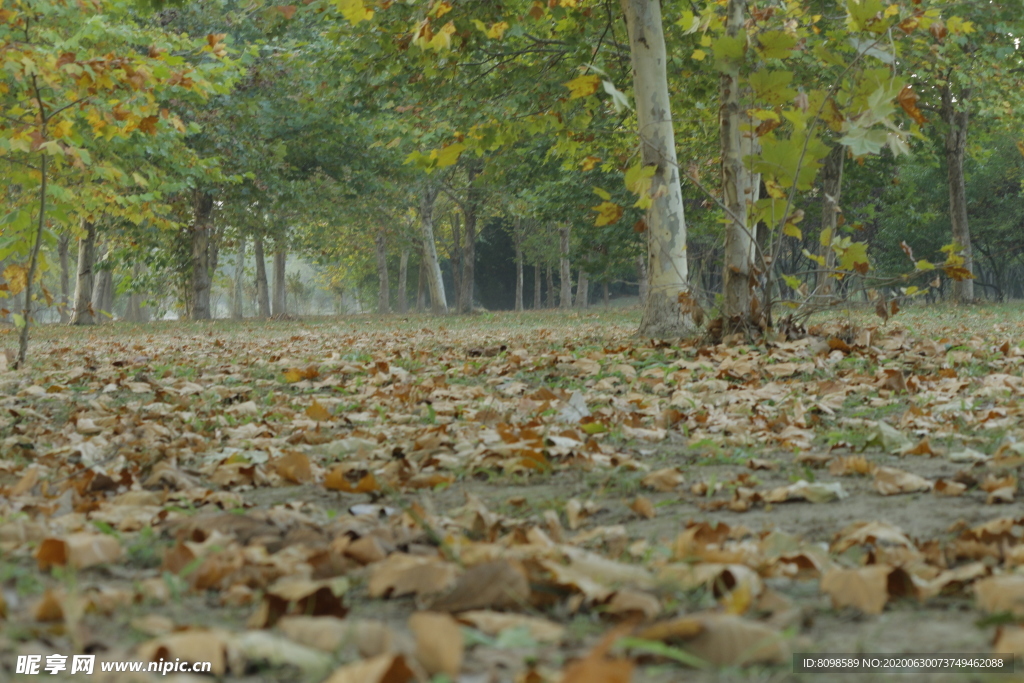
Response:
[272,247,287,317]
[190,189,214,320]
[398,248,409,314]
[941,83,974,303]
[57,232,70,323]
[91,242,111,323]
[124,264,149,323]
[575,268,589,309]
[232,238,245,320]
[375,228,390,314]
[70,220,97,325]
[559,225,572,310]
[459,165,482,314]
[254,235,271,317]
[818,145,844,296]
[451,213,463,313]
[15,152,47,367]
[603,281,610,307]
[533,264,542,309]
[720,0,761,326]
[546,266,555,308]
[622,0,697,337]
[637,254,648,304]
[416,258,426,312]
[513,217,524,312]
[420,184,448,315]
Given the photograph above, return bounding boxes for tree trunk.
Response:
[559,225,572,310]
[459,165,482,314]
[124,263,149,323]
[513,217,524,312]
[416,257,426,312]
[622,0,697,337]
[637,254,648,304]
[69,220,97,325]
[272,247,287,317]
[398,248,409,314]
[420,184,448,314]
[450,212,463,313]
[575,268,589,309]
[232,237,245,320]
[375,228,390,314]
[533,264,542,309]
[57,232,70,323]
[720,0,761,326]
[818,144,844,296]
[546,266,555,308]
[941,83,974,303]
[91,242,111,323]
[254,235,271,317]
[603,281,610,307]
[190,190,214,320]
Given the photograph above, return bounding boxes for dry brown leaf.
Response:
[630,496,656,520]
[275,451,313,483]
[828,455,874,476]
[408,612,464,678]
[322,653,416,683]
[136,629,231,676]
[820,565,892,614]
[306,399,333,421]
[873,466,932,495]
[429,559,530,612]
[278,616,351,652]
[368,553,459,600]
[993,625,1024,656]
[36,533,122,570]
[902,438,938,456]
[975,575,1024,616]
[638,613,788,666]
[640,467,684,492]
[251,577,349,628]
[934,479,967,496]
[456,610,565,643]
[747,458,779,471]
[604,589,660,620]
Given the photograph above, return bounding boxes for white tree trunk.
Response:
[272,247,287,317]
[720,0,761,325]
[254,235,271,317]
[69,220,96,325]
[574,268,589,309]
[622,0,697,337]
[232,238,245,320]
[398,248,409,314]
[420,185,448,315]
[559,225,572,310]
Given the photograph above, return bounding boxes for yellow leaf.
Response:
[691,49,707,61]
[3,265,28,295]
[432,1,452,17]
[581,156,601,171]
[431,142,465,168]
[699,35,712,47]
[819,227,832,248]
[50,119,73,139]
[334,0,373,25]
[564,74,601,99]
[915,259,935,271]
[429,21,457,50]
[559,0,577,7]
[593,186,611,200]
[783,223,802,239]
[283,368,304,383]
[884,4,899,17]
[486,21,509,39]
[592,201,623,226]
[306,400,332,421]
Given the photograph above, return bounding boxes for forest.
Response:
[2,0,1024,681]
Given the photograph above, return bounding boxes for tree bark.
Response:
[124,263,149,323]
[603,280,610,307]
[458,165,482,314]
[622,0,697,337]
[416,257,426,312]
[57,232,70,323]
[450,212,463,313]
[254,234,271,317]
[720,0,761,325]
[69,220,97,325]
[575,268,589,309]
[272,247,287,317]
[533,264,542,309]
[637,254,648,304]
[190,189,214,320]
[817,144,844,296]
[398,248,409,314]
[513,217,524,312]
[559,225,572,310]
[92,253,114,322]
[419,184,448,314]
[941,83,974,303]
[545,266,554,308]
[375,227,390,314]
[232,237,245,320]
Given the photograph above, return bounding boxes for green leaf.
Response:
[782,274,802,290]
[915,259,935,271]
[593,187,611,200]
[838,241,870,272]
[756,30,797,60]
[748,70,796,106]
[712,34,746,69]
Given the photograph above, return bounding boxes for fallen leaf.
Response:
[560,622,635,683]
[429,559,529,612]
[368,553,459,600]
[873,467,932,495]
[457,610,565,643]
[322,653,415,683]
[630,496,656,519]
[641,467,684,492]
[975,575,1024,616]
[408,611,463,677]
[820,565,892,614]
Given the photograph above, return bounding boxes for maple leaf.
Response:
[591,201,623,226]
[564,74,601,99]
[334,0,373,25]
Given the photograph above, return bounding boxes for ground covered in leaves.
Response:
[2,306,1024,682]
